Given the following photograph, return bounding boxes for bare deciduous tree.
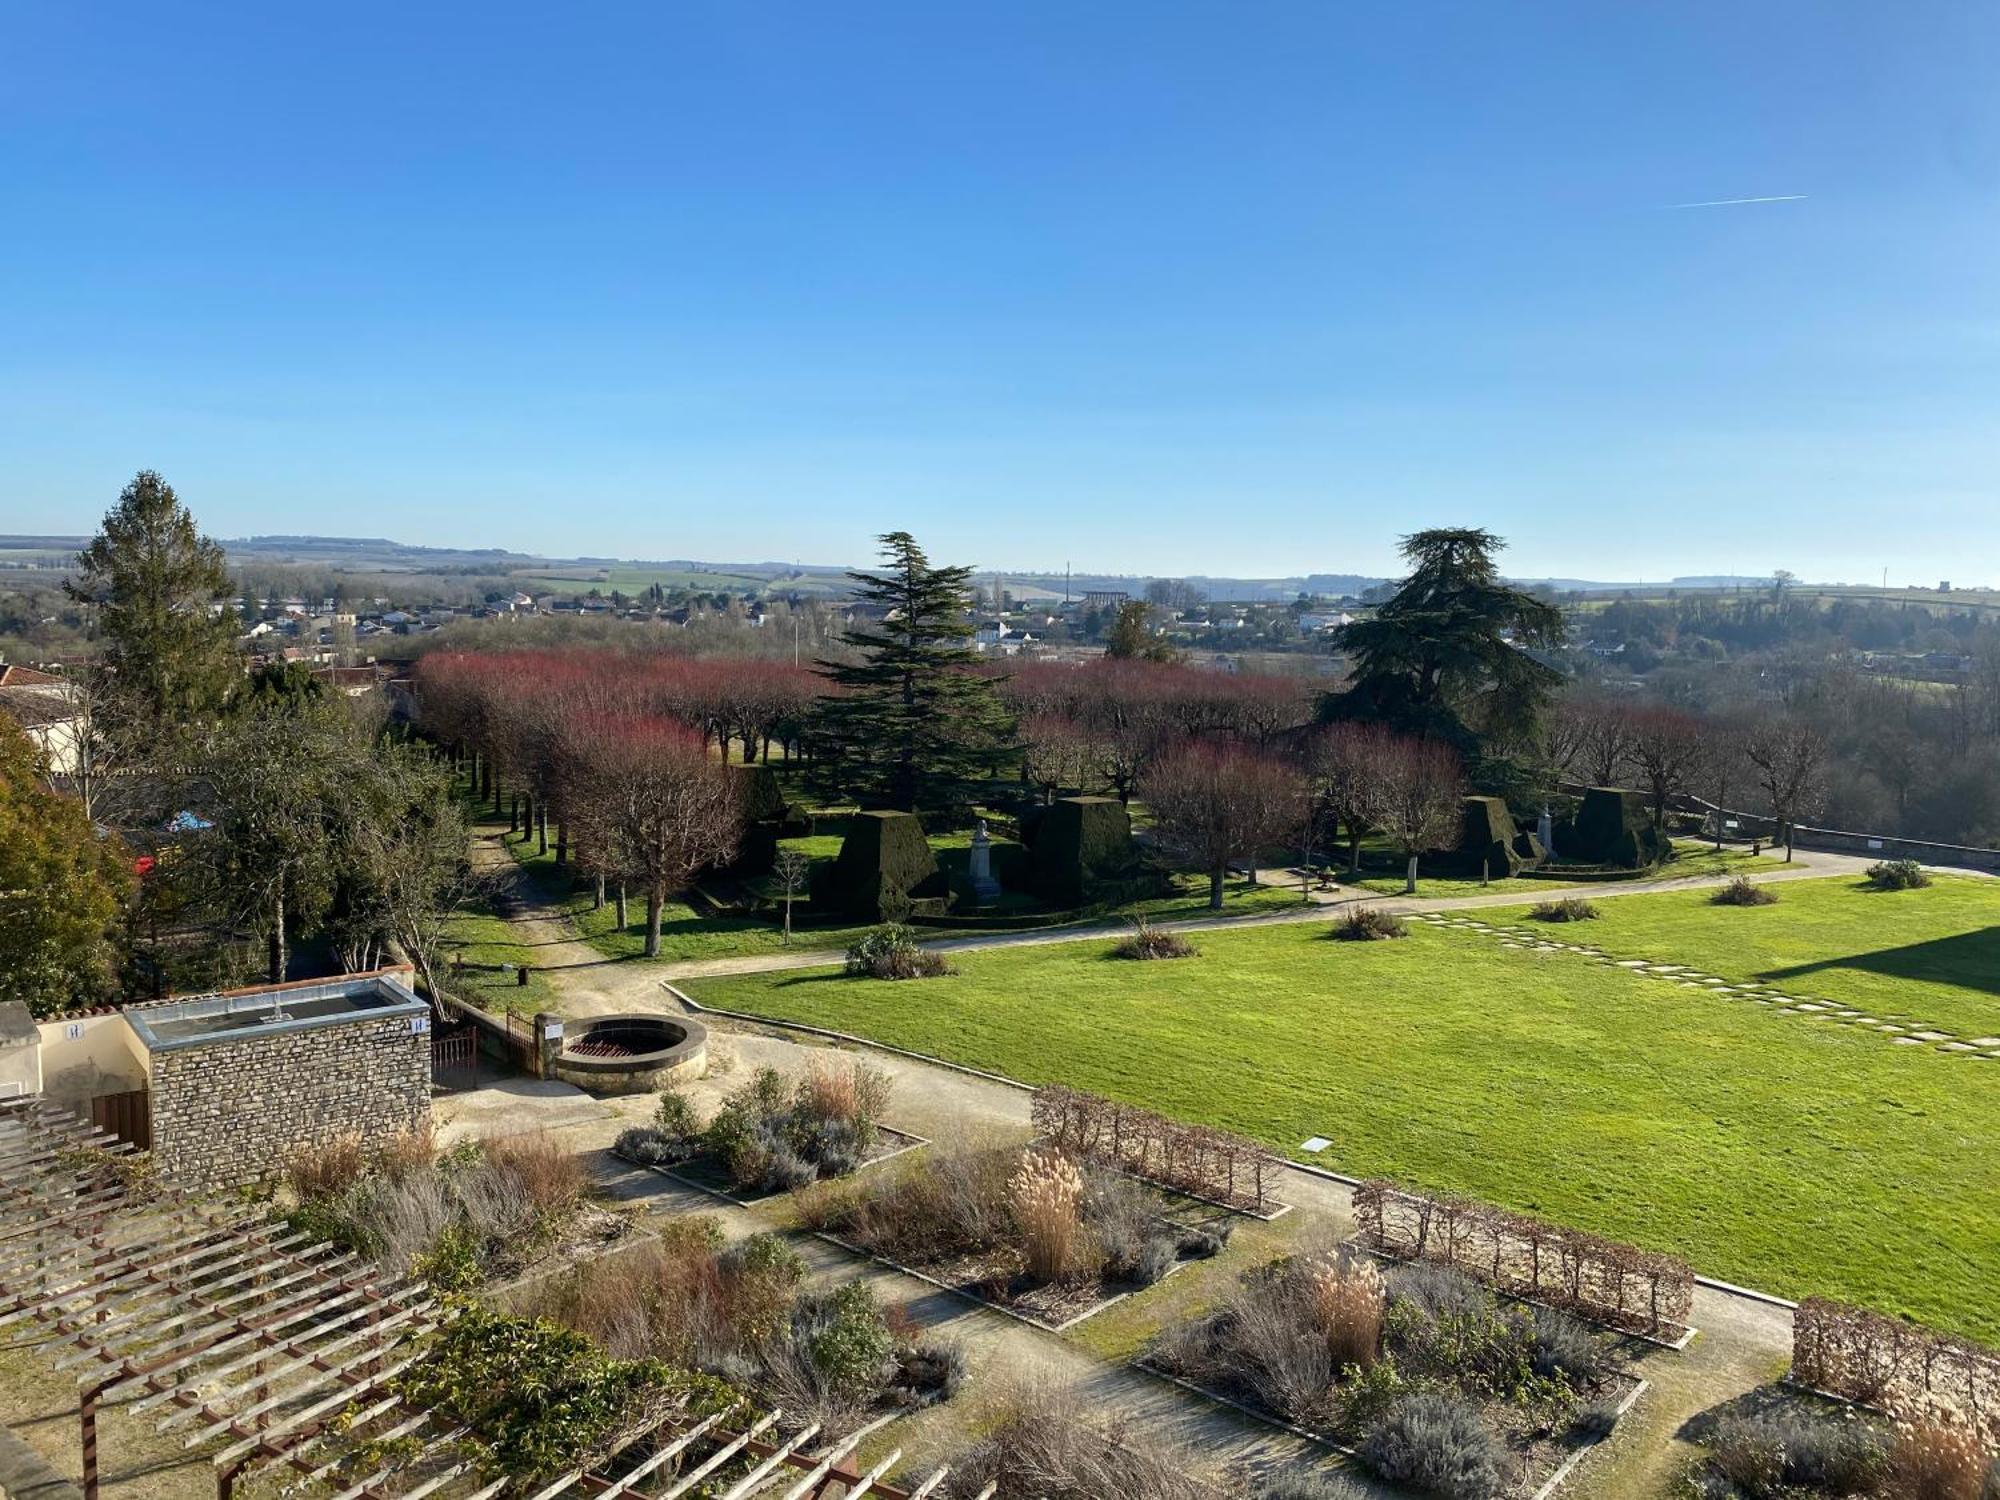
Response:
[585,719,745,955]
[1745,715,1829,862]
[1142,742,1308,910]
[1361,736,1466,893]
[1625,707,1707,829]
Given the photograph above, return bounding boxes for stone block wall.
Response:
[148,1014,430,1187]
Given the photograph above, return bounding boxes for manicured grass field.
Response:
[1481,873,2000,1039]
[685,919,2000,1341]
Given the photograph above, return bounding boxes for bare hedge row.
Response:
[1351,1179,1696,1336]
[1793,1297,2000,1443]
[1030,1085,1280,1215]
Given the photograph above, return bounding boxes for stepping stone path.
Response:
[1419,913,1991,1061]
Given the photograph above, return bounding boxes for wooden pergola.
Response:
[0,1099,980,1499]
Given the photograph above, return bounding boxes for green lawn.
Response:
[440,903,562,1017]
[1480,874,2000,1040]
[484,802,1305,967]
[684,919,2000,1341]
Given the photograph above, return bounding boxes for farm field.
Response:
[684,915,2000,1341]
[1480,873,2000,1039]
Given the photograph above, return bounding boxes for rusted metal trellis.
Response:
[0,1098,979,1499]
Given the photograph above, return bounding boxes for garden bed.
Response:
[797,1141,1238,1332]
[1147,1249,1646,1500]
[653,1123,927,1206]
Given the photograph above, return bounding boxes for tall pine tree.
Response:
[811,531,1015,813]
[1322,528,1566,755]
[68,471,239,727]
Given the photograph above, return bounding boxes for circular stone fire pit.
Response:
[551,1013,708,1095]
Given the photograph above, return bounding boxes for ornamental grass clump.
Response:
[1529,897,1600,922]
[1883,1417,1994,1500]
[1333,907,1407,941]
[1010,1148,1087,1285]
[1304,1253,1386,1371]
[1111,917,1199,961]
[1712,875,1778,906]
[1703,1406,1889,1498]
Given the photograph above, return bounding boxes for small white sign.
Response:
[1300,1136,1333,1154]
[64,1022,85,1041]
[409,1014,431,1035]
[545,1020,565,1040]
[1867,838,1884,850]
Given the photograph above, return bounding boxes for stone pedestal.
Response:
[968,820,1003,903]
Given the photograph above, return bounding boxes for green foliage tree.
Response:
[1324,528,1567,759]
[66,471,239,730]
[1105,599,1177,662]
[810,531,1016,813]
[187,700,356,982]
[0,719,132,1017]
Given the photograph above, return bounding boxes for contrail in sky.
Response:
[1671,194,1808,209]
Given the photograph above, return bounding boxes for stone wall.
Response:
[148,1013,430,1187]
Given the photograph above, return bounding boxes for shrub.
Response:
[888,1338,969,1408]
[1867,858,1932,891]
[1010,1148,1088,1285]
[1708,1408,1888,1498]
[654,1087,702,1144]
[1086,1169,1180,1287]
[1360,1393,1505,1500]
[700,1062,897,1191]
[1111,917,1199,961]
[1526,1305,1614,1383]
[832,1144,1014,1265]
[613,1126,688,1168]
[1333,907,1407,941]
[845,924,954,979]
[1177,1221,1235,1258]
[1530,897,1600,922]
[1712,875,1778,906]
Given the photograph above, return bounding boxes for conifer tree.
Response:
[811,531,1016,813]
[67,470,239,728]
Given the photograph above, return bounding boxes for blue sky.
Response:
[2,3,1995,581]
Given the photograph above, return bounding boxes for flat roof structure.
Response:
[124,973,428,1052]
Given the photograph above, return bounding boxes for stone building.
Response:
[123,972,432,1187]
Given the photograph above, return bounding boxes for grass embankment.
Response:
[685,916,2000,1342]
[1481,873,2000,1039]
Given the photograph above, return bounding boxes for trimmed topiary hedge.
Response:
[1031,796,1139,906]
[1569,788,1669,870]
[814,810,951,921]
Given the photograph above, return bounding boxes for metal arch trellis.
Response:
[0,1100,981,1500]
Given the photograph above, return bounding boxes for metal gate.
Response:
[430,1025,478,1089]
